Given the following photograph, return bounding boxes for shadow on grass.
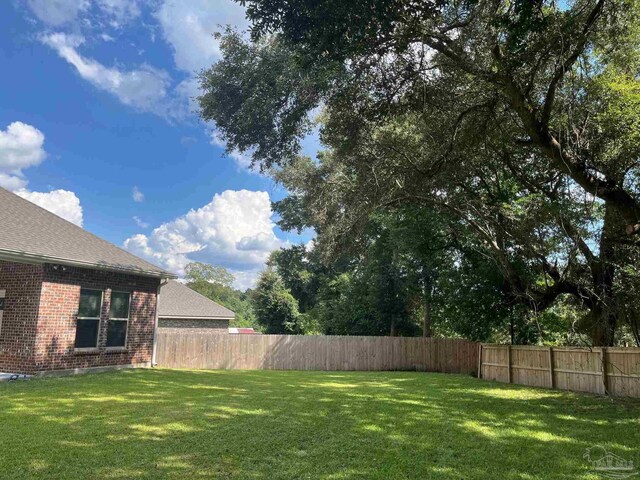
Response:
[0,369,638,479]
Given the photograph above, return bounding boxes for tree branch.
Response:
[541,0,606,124]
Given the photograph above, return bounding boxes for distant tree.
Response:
[183,262,259,330]
[185,262,235,287]
[251,268,302,333]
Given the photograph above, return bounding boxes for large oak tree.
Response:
[200,0,640,345]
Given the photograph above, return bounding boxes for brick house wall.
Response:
[0,261,44,373]
[0,261,160,374]
[158,317,229,333]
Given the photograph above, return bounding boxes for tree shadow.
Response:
[0,369,638,479]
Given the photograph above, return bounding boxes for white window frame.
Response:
[106,290,131,349]
[75,288,103,350]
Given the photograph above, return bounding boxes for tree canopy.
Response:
[199,0,640,345]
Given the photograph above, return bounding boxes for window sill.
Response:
[74,348,100,355]
[104,347,128,353]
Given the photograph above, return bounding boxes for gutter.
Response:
[151,278,170,367]
[0,249,177,279]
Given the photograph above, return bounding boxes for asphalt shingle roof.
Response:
[159,280,235,319]
[0,187,175,278]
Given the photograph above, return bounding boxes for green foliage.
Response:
[184,262,259,330]
[251,268,304,334]
[199,0,640,346]
[185,262,235,287]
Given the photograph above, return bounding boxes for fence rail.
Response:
[479,344,640,397]
[156,332,478,374]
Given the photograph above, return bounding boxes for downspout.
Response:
[151,278,169,367]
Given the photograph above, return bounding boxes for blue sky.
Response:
[0,0,316,290]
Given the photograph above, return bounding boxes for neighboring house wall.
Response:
[158,318,229,333]
[0,261,44,373]
[0,261,160,374]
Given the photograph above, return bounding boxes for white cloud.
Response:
[15,189,84,227]
[210,130,255,171]
[124,190,284,289]
[26,0,139,29]
[26,0,90,26]
[132,185,144,202]
[0,121,83,226]
[305,239,316,252]
[0,121,46,188]
[133,215,149,228]
[229,269,262,291]
[96,0,140,26]
[155,0,248,73]
[40,33,187,118]
[0,173,28,191]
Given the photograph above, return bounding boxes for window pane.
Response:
[79,290,102,318]
[75,319,99,348]
[109,292,130,319]
[106,320,127,347]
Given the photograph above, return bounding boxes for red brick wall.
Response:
[0,261,44,373]
[32,264,161,373]
[0,260,160,374]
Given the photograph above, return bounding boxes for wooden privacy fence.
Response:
[479,344,640,398]
[156,332,478,374]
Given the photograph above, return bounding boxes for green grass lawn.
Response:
[0,369,638,479]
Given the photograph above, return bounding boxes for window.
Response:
[107,291,130,347]
[75,289,102,349]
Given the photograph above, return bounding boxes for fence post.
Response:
[477,343,482,379]
[600,347,608,395]
[506,345,511,383]
[548,346,555,389]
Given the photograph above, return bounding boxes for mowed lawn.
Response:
[0,370,638,479]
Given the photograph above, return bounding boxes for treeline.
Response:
[252,210,591,344]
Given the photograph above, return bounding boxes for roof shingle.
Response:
[159,280,235,319]
[0,187,174,278]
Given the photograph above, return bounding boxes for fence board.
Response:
[480,344,640,398]
[156,332,478,375]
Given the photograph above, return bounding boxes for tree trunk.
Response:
[590,204,621,346]
[423,298,432,338]
[390,316,398,337]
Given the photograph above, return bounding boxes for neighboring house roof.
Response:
[0,187,175,278]
[159,280,235,319]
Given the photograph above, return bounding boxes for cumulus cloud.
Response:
[0,121,46,189]
[132,185,144,202]
[15,189,84,227]
[40,33,187,119]
[0,121,83,226]
[229,269,263,292]
[124,190,284,289]
[155,0,248,73]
